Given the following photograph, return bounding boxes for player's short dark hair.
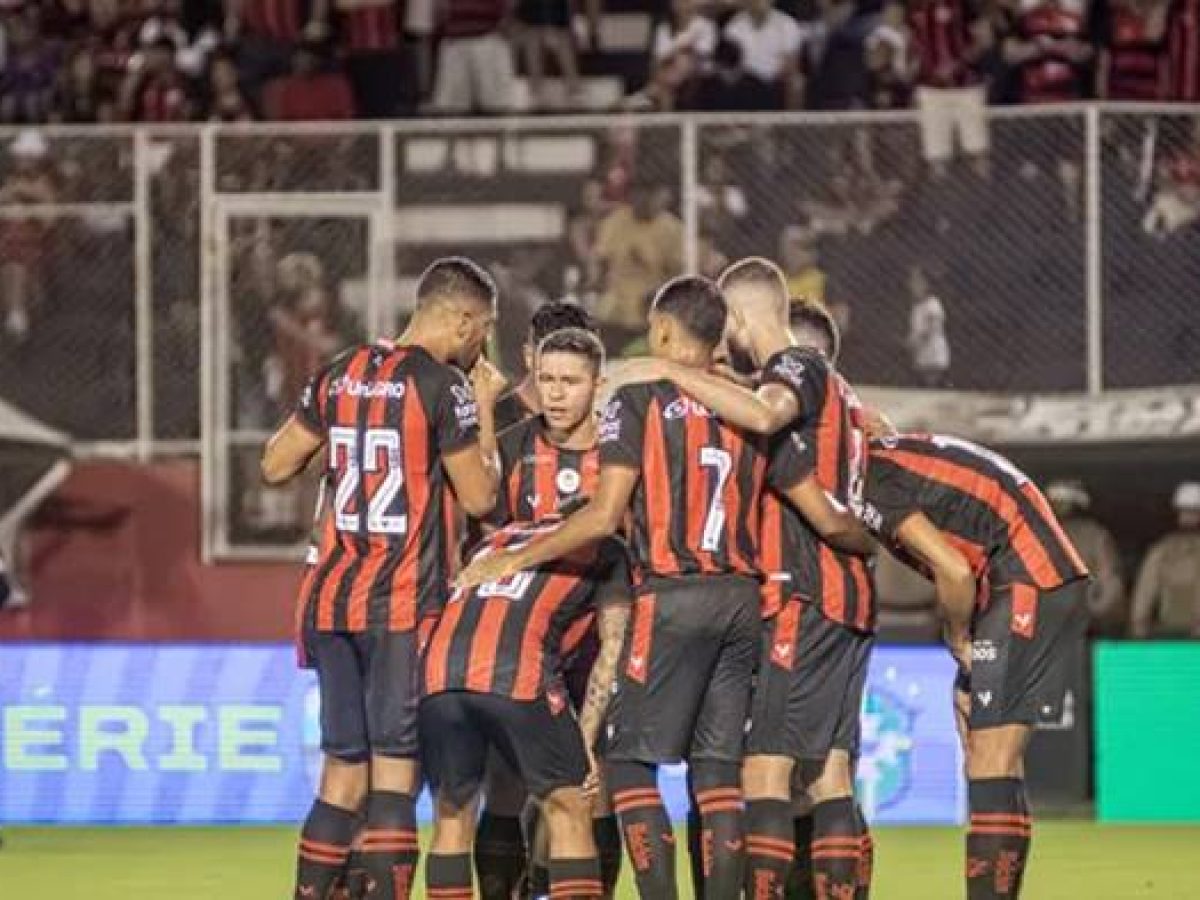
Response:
[651,275,727,349]
[790,298,840,363]
[416,256,497,312]
[537,327,605,374]
[717,256,787,299]
[528,300,595,345]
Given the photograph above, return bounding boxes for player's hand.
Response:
[944,625,971,675]
[469,357,508,407]
[582,747,602,800]
[455,548,523,589]
[862,405,898,441]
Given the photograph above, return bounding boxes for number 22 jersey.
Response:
[294,343,480,634]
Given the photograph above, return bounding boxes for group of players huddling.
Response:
[262,255,1089,900]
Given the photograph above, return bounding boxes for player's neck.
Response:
[543,413,597,450]
[664,343,712,370]
[748,320,795,369]
[394,322,452,365]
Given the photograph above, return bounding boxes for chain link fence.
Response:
[0,112,1195,555]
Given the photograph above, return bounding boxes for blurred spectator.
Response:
[696,151,748,254]
[0,5,59,124]
[1167,0,1200,100]
[861,26,912,109]
[202,49,255,120]
[779,224,826,306]
[119,36,195,122]
[516,0,580,110]
[1143,141,1200,236]
[1097,0,1170,100]
[0,130,55,342]
[591,178,683,352]
[1003,0,1096,103]
[430,0,515,114]
[679,36,777,110]
[652,0,718,82]
[1131,481,1200,638]
[1046,479,1127,636]
[722,0,806,107]
[262,41,356,120]
[50,43,114,123]
[335,0,418,118]
[897,0,990,177]
[43,0,94,44]
[905,263,950,387]
[567,177,610,273]
[226,0,325,93]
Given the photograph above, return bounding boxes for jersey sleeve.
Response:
[491,422,525,525]
[760,347,830,426]
[592,538,633,608]
[766,429,816,493]
[598,385,647,470]
[293,360,335,434]
[433,367,481,454]
[862,456,919,539]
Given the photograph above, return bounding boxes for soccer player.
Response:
[618,261,881,899]
[861,433,1089,900]
[420,518,632,900]
[480,327,622,899]
[494,300,597,432]
[261,257,505,900]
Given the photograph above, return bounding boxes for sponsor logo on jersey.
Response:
[330,376,407,399]
[971,640,997,663]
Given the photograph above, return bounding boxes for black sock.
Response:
[593,815,623,896]
[530,863,550,897]
[811,798,861,900]
[785,815,816,900]
[967,778,1031,899]
[745,798,794,899]
[691,760,745,899]
[475,812,528,900]
[295,798,357,900]
[548,856,602,899]
[427,852,473,900]
[854,804,873,899]
[609,761,677,900]
[360,791,419,899]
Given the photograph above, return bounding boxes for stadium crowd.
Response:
[1,0,1199,124]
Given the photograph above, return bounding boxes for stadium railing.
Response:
[0,106,1195,558]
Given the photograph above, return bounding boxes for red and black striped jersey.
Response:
[294,342,481,634]
[1168,0,1200,101]
[1016,1,1093,102]
[758,348,875,632]
[494,387,537,434]
[1104,4,1168,100]
[863,434,1089,599]
[908,0,979,88]
[496,416,600,525]
[422,521,630,700]
[599,381,766,584]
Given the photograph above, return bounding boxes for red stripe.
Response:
[512,574,579,698]
[641,398,674,575]
[970,814,1032,825]
[747,844,794,862]
[613,796,665,813]
[300,838,351,855]
[694,787,741,802]
[625,594,655,685]
[722,429,750,572]
[464,597,510,693]
[812,837,863,848]
[759,492,786,618]
[388,375,429,630]
[969,825,1032,837]
[534,434,558,521]
[747,835,795,853]
[423,595,465,694]
[849,556,872,631]
[612,788,662,803]
[697,800,742,814]
[1020,482,1088,576]
[580,447,600,498]
[506,461,521,523]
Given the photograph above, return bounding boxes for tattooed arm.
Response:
[578,597,631,752]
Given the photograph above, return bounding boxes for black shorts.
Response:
[964,580,1088,729]
[747,599,873,760]
[419,691,589,805]
[606,574,761,765]
[306,628,420,761]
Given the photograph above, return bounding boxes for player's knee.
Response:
[742,754,793,801]
[542,786,592,826]
[318,756,369,811]
[369,753,420,794]
[807,750,854,803]
[966,726,1027,779]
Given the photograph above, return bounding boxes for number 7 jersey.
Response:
[599,380,766,585]
[294,342,481,633]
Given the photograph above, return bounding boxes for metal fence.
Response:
[0,107,1195,555]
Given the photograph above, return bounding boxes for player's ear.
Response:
[523,342,535,373]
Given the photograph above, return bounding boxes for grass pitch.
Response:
[2,822,1198,898]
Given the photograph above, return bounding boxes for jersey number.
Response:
[329,426,407,535]
[699,447,733,552]
[477,571,537,600]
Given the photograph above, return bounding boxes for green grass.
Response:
[2,823,1198,898]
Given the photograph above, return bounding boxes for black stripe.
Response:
[444,595,487,691]
[489,569,552,695]
[735,434,760,569]
[665,389,699,573]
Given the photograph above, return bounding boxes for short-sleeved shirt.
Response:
[496,415,600,525]
[758,347,876,631]
[422,520,630,700]
[723,9,805,83]
[295,342,480,633]
[599,380,766,586]
[863,434,1089,601]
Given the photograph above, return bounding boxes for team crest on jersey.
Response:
[556,467,581,495]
